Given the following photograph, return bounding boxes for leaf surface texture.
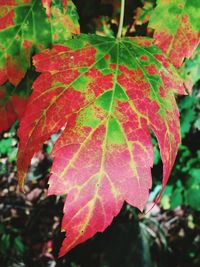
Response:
[17,34,185,255]
[149,0,200,68]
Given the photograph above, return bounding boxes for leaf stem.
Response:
[117,0,125,38]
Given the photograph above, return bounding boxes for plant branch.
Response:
[117,0,125,38]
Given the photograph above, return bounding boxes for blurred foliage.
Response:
[160,147,200,211]
[0,0,200,266]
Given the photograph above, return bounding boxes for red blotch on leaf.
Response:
[6,57,25,86]
[0,10,15,29]
[140,55,148,61]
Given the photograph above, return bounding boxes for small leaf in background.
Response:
[0,138,12,155]
[160,180,184,210]
[149,0,200,68]
[178,94,199,138]
[0,88,28,133]
[160,185,173,210]
[95,16,115,37]
[184,188,200,211]
[170,181,183,209]
[185,168,200,211]
[151,136,161,165]
[180,104,196,139]
[187,214,195,229]
[0,0,79,87]
[0,234,10,255]
[133,1,154,26]
[17,34,185,255]
[185,44,200,86]
[178,44,200,93]
[14,236,25,255]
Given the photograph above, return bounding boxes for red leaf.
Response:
[17,34,185,256]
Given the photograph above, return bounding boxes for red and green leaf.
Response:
[0,0,79,87]
[17,34,185,256]
[149,0,200,68]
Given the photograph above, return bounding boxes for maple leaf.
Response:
[0,88,27,133]
[17,34,185,256]
[0,0,79,87]
[149,0,200,68]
